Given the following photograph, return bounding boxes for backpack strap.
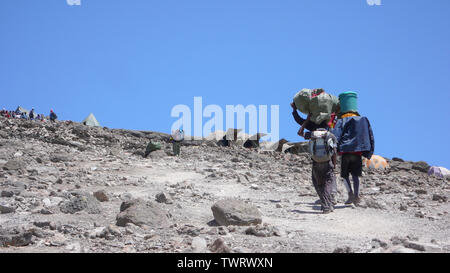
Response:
[323,132,330,155]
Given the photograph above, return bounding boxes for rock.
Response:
[89,227,108,239]
[392,157,404,162]
[191,237,208,253]
[209,238,232,253]
[40,208,54,215]
[399,204,408,211]
[177,225,202,237]
[42,197,64,207]
[390,161,413,171]
[333,246,353,253]
[93,190,109,202]
[403,241,442,252]
[211,199,262,226]
[432,194,447,202]
[2,160,23,170]
[33,221,52,228]
[147,150,167,159]
[120,193,134,201]
[30,228,54,238]
[371,238,388,249]
[415,189,427,195]
[1,190,14,197]
[245,224,283,237]
[391,247,417,253]
[0,204,16,214]
[116,198,170,228]
[155,192,173,204]
[106,224,121,237]
[59,191,101,214]
[0,229,33,247]
[50,154,70,163]
[412,161,430,173]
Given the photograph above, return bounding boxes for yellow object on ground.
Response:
[364,155,389,169]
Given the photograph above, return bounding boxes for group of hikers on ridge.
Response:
[0,106,58,122]
[291,89,374,214]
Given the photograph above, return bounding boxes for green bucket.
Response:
[339,92,358,114]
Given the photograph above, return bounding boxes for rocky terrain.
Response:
[0,117,449,253]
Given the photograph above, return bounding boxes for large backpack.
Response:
[309,129,334,163]
[293,89,340,125]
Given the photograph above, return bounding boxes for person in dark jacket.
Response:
[332,114,375,205]
[49,110,58,122]
[29,108,35,120]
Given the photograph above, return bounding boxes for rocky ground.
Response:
[0,117,449,253]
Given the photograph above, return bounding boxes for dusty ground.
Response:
[0,118,449,253]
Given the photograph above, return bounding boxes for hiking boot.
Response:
[322,209,332,214]
[331,195,337,206]
[353,196,362,206]
[345,193,355,205]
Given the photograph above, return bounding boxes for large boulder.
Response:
[116,198,170,228]
[0,228,33,247]
[211,199,262,226]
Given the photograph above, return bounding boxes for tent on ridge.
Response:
[428,166,450,179]
[82,113,101,127]
[364,155,389,169]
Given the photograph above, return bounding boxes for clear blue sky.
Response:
[1,0,449,168]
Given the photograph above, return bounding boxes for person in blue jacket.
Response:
[49,109,58,122]
[332,112,375,205]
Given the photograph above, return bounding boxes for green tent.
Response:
[82,113,101,127]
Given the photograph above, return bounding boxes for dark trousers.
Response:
[173,141,181,156]
[312,161,336,211]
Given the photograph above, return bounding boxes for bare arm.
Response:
[297,113,311,137]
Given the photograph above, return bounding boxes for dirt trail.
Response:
[1,118,449,253]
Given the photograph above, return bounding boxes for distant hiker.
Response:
[291,88,340,137]
[307,127,338,214]
[20,112,28,120]
[171,129,184,156]
[29,108,35,120]
[49,110,58,122]
[332,92,375,205]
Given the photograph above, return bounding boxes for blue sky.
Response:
[1,0,449,168]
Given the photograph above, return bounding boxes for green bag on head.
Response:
[293,88,339,125]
